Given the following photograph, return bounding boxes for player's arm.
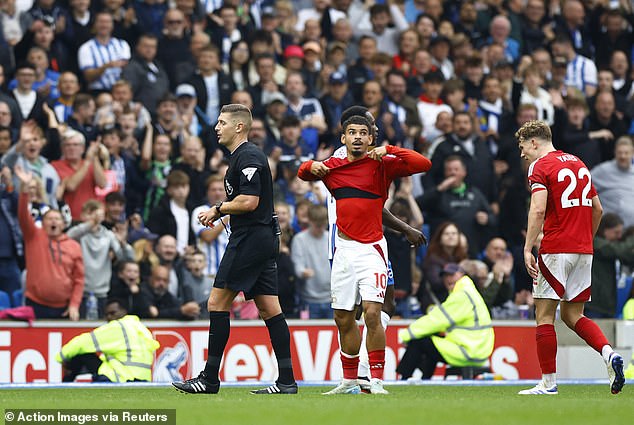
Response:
[382,208,427,247]
[369,145,432,176]
[591,195,603,238]
[524,189,547,279]
[297,159,330,181]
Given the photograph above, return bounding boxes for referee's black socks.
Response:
[203,311,231,383]
[265,313,295,385]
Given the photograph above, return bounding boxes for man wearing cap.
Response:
[175,83,213,142]
[320,71,354,147]
[283,45,305,73]
[301,41,323,97]
[396,263,494,379]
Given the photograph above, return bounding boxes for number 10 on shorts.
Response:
[374,273,387,289]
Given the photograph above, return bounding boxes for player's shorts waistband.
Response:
[335,232,386,248]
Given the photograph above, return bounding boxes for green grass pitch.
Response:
[2,385,633,425]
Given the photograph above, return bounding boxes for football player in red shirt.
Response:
[298,115,431,394]
[517,120,625,395]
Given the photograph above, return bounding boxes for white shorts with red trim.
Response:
[534,253,592,302]
[330,235,388,311]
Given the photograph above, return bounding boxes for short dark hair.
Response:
[369,4,390,17]
[105,191,126,205]
[279,115,301,129]
[15,61,36,72]
[158,93,178,106]
[342,115,371,133]
[598,212,624,236]
[106,298,128,313]
[340,106,376,139]
[72,93,94,110]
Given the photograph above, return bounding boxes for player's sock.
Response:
[601,345,615,363]
[341,352,360,382]
[358,312,391,379]
[264,313,295,385]
[574,317,610,354]
[536,324,557,377]
[368,349,385,380]
[358,324,370,379]
[542,373,557,388]
[203,311,230,383]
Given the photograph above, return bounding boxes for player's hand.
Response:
[198,207,220,227]
[404,225,427,247]
[368,146,388,161]
[310,161,330,178]
[524,249,538,279]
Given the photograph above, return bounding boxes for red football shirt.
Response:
[527,150,597,254]
[298,146,431,243]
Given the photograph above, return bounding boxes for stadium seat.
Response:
[12,289,24,307]
[0,291,11,311]
[444,365,490,380]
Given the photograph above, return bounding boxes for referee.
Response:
[172,104,297,395]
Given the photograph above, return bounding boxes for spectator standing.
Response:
[587,213,634,318]
[1,121,60,208]
[291,204,331,319]
[191,174,228,280]
[146,169,195,255]
[51,129,107,220]
[78,11,131,93]
[0,166,22,296]
[121,33,169,115]
[420,155,496,257]
[592,137,634,227]
[66,199,134,318]
[16,165,83,320]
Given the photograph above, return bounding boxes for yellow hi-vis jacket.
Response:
[398,275,495,366]
[55,315,160,382]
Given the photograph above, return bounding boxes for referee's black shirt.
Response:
[224,141,274,229]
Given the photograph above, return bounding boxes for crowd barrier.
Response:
[0,319,546,383]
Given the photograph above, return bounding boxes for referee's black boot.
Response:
[172,371,220,394]
[250,381,298,394]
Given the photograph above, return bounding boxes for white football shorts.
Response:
[534,253,592,302]
[330,234,388,311]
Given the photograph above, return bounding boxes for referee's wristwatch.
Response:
[215,201,226,217]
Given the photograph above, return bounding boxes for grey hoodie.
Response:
[66,223,134,297]
[1,145,60,209]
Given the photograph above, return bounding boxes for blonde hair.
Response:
[515,120,552,143]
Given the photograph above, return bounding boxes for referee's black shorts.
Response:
[214,224,279,298]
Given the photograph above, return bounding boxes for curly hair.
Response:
[515,120,552,143]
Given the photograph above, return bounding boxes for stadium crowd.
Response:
[1,0,634,321]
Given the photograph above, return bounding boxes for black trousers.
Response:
[62,353,103,382]
[396,336,446,379]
